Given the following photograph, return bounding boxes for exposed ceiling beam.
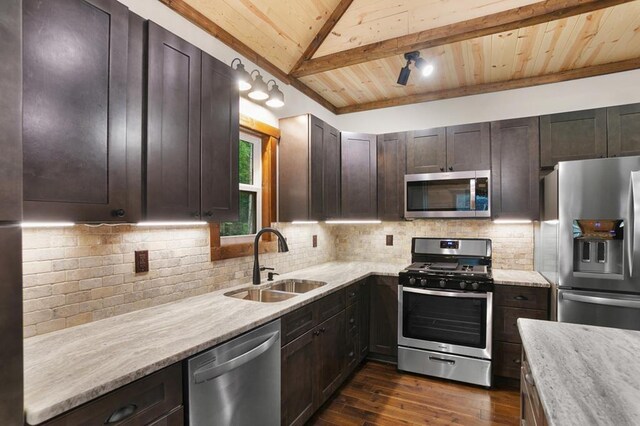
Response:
[289,0,354,74]
[335,58,640,114]
[158,0,338,114]
[292,0,635,78]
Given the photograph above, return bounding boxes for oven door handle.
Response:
[401,286,489,299]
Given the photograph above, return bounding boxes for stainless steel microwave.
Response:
[404,170,491,218]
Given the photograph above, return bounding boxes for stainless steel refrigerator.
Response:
[539,156,640,330]
[0,0,24,424]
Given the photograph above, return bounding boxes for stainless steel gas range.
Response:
[398,238,494,387]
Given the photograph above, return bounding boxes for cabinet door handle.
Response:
[190,211,200,218]
[440,167,445,172]
[349,318,355,324]
[320,327,326,333]
[513,358,521,365]
[112,209,126,218]
[349,292,356,297]
[313,330,320,336]
[105,403,137,424]
[348,351,354,358]
[448,166,453,171]
[204,211,213,217]
[514,295,529,301]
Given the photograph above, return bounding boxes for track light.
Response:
[397,51,434,86]
[266,79,285,108]
[248,70,269,101]
[231,58,252,92]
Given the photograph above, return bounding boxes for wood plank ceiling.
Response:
[162,0,640,114]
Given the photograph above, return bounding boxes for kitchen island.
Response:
[518,318,640,426]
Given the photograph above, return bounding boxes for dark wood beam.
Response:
[335,58,640,114]
[290,0,354,73]
[292,0,635,77]
[158,0,338,113]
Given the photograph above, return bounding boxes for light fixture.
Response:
[231,58,252,92]
[325,220,382,224]
[135,221,208,227]
[265,79,285,108]
[21,222,75,228]
[397,51,434,85]
[493,219,532,224]
[248,70,269,101]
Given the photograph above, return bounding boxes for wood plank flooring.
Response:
[308,361,520,426]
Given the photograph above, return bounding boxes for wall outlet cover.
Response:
[386,235,393,246]
[312,235,318,248]
[135,250,149,273]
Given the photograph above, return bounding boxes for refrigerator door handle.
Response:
[629,171,640,277]
[562,291,640,309]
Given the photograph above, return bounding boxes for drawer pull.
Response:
[429,356,455,365]
[349,292,356,297]
[349,318,355,324]
[349,351,354,358]
[105,403,137,424]
[514,295,529,301]
[513,358,521,365]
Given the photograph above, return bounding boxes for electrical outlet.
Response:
[135,250,149,273]
[386,235,393,246]
[312,235,318,248]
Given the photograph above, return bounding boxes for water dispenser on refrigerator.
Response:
[572,219,624,278]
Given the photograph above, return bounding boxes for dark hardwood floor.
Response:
[308,361,520,426]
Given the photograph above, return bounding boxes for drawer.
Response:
[318,289,346,323]
[494,285,549,310]
[346,303,358,336]
[282,302,316,346]
[149,406,184,426]
[493,341,522,379]
[345,283,359,306]
[494,306,547,343]
[42,364,182,426]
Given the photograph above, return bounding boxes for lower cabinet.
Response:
[369,275,398,361]
[493,285,549,381]
[40,364,183,425]
[521,349,547,426]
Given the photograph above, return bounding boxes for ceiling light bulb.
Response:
[421,64,434,77]
[238,80,252,91]
[231,58,252,92]
[266,81,285,108]
[248,72,269,100]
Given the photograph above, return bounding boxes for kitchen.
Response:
[2,0,640,425]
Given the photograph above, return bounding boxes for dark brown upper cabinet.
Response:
[377,132,407,220]
[406,123,490,174]
[447,123,491,172]
[607,103,640,158]
[146,21,202,221]
[406,128,446,174]
[540,109,607,168]
[341,132,377,219]
[491,117,540,221]
[279,115,340,221]
[22,0,142,222]
[200,53,240,222]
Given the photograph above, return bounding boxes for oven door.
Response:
[398,286,492,359]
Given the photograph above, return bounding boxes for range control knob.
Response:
[420,278,427,287]
[471,282,480,290]
[409,277,416,286]
[459,281,468,290]
[439,279,446,288]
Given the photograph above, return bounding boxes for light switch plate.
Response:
[135,250,149,273]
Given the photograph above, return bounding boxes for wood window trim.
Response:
[210,114,280,261]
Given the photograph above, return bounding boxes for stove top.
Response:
[405,262,490,277]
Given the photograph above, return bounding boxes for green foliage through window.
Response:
[239,140,253,185]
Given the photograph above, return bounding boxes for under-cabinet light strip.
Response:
[291,221,319,224]
[135,221,208,227]
[21,222,75,228]
[492,219,532,224]
[325,220,382,224]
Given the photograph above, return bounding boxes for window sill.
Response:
[211,224,277,260]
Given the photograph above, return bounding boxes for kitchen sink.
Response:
[225,288,297,303]
[268,279,327,293]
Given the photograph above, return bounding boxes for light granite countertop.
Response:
[23,261,548,424]
[518,319,640,426]
[492,269,550,288]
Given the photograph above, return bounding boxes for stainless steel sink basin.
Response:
[268,279,327,293]
[225,288,297,303]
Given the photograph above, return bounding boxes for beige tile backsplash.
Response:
[22,220,533,337]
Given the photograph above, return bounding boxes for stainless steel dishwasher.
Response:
[186,319,281,426]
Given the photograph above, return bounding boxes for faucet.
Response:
[253,227,289,285]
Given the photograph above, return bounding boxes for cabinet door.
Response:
[540,109,607,168]
[491,117,540,220]
[358,280,370,361]
[608,103,640,158]
[341,132,377,219]
[369,276,398,359]
[200,53,239,222]
[0,0,22,222]
[377,133,407,220]
[323,123,341,219]
[282,331,315,426]
[23,0,132,222]
[446,122,491,172]
[316,311,346,406]
[406,128,446,174]
[146,21,201,220]
[279,116,311,221]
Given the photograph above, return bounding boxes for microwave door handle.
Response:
[470,178,476,211]
[629,171,640,277]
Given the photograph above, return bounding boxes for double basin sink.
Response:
[224,279,327,303]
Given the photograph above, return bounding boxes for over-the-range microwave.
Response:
[404,170,491,218]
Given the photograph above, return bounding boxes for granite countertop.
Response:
[23,261,403,425]
[518,319,640,426]
[24,261,548,424]
[492,269,550,288]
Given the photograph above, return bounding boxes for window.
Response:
[220,132,262,238]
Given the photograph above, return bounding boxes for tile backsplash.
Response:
[22,219,533,337]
